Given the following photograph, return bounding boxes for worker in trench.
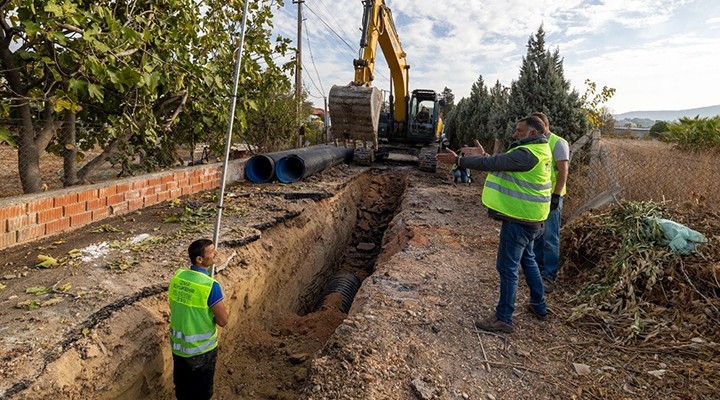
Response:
[436,115,551,333]
[168,239,229,399]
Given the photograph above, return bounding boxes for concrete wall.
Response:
[0,159,246,250]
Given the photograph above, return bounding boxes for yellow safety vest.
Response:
[168,269,219,357]
[481,142,552,222]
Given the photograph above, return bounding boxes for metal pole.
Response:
[295,0,304,148]
[211,0,250,278]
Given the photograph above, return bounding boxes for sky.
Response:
[270,0,720,115]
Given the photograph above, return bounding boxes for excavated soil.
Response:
[0,160,717,400]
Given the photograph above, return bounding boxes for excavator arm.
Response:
[353,0,409,122]
[329,0,409,147]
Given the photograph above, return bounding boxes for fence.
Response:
[564,132,720,219]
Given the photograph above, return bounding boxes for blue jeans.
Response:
[533,196,563,281]
[495,220,546,324]
[453,168,468,183]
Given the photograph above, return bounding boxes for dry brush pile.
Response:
[561,200,720,344]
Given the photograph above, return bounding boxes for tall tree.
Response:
[0,0,292,193]
[507,26,589,143]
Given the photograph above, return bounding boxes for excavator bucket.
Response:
[328,84,382,145]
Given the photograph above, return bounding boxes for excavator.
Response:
[328,0,444,172]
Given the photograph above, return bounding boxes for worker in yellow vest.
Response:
[168,239,229,400]
[531,112,569,294]
[436,115,551,333]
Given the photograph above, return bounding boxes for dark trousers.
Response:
[173,347,218,400]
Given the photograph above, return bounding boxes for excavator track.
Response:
[353,144,375,166]
[418,144,439,172]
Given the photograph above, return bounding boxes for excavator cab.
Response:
[407,89,441,143]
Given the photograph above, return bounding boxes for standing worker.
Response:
[531,112,569,293]
[436,116,552,333]
[168,239,229,400]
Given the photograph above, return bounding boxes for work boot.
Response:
[542,276,556,294]
[526,304,548,321]
[474,315,513,333]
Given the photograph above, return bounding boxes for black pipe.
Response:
[244,145,330,183]
[275,145,353,183]
[316,272,361,314]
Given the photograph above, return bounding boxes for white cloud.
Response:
[272,0,718,112]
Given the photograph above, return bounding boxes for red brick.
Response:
[170,188,182,198]
[70,211,93,227]
[124,190,142,200]
[6,215,30,232]
[190,176,201,185]
[63,202,86,217]
[0,231,17,250]
[157,191,170,202]
[115,183,131,193]
[148,177,162,187]
[0,204,25,220]
[37,207,64,223]
[191,183,204,193]
[77,189,99,202]
[164,181,178,190]
[27,198,53,213]
[127,198,144,210]
[173,172,187,181]
[92,208,109,220]
[17,225,45,243]
[99,186,117,197]
[161,175,173,184]
[54,193,78,207]
[181,187,192,196]
[107,194,124,206]
[86,198,107,211]
[142,187,156,197]
[110,202,129,215]
[202,181,215,190]
[46,217,71,234]
[144,194,159,206]
[132,180,147,190]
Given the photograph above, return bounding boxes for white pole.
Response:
[211,0,250,278]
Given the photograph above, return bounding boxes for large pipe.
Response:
[275,145,353,183]
[244,145,330,183]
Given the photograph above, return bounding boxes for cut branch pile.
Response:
[562,201,720,344]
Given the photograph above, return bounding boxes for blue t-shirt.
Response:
[190,265,224,307]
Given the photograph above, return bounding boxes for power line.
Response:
[302,19,325,97]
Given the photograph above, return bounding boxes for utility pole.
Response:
[294,0,304,148]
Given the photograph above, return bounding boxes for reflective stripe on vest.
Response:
[482,142,552,222]
[548,132,568,196]
[169,269,219,357]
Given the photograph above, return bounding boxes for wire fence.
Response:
[564,132,720,220]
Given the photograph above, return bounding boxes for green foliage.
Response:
[507,26,590,144]
[664,116,720,150]
[444,26,590,150]
[580,79,616,129]
[1,0,293,192]
[649,120,669,138]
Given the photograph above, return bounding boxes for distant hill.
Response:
[614,104,720,122]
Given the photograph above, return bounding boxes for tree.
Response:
[649,120,669,138]
[0,0,292,193]
[507,26,590,144]
[580,79,616,129]
[439,86,455,119]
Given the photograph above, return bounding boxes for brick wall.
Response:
[0,159,246,250]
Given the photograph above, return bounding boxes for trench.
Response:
[210,169,407,399]
[98,168,407,400]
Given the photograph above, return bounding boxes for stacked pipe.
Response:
[244,144,353,184]
[276,145,353,183]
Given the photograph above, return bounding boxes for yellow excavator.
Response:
[328,0,444,171]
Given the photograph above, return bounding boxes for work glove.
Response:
[550,194,561,211]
